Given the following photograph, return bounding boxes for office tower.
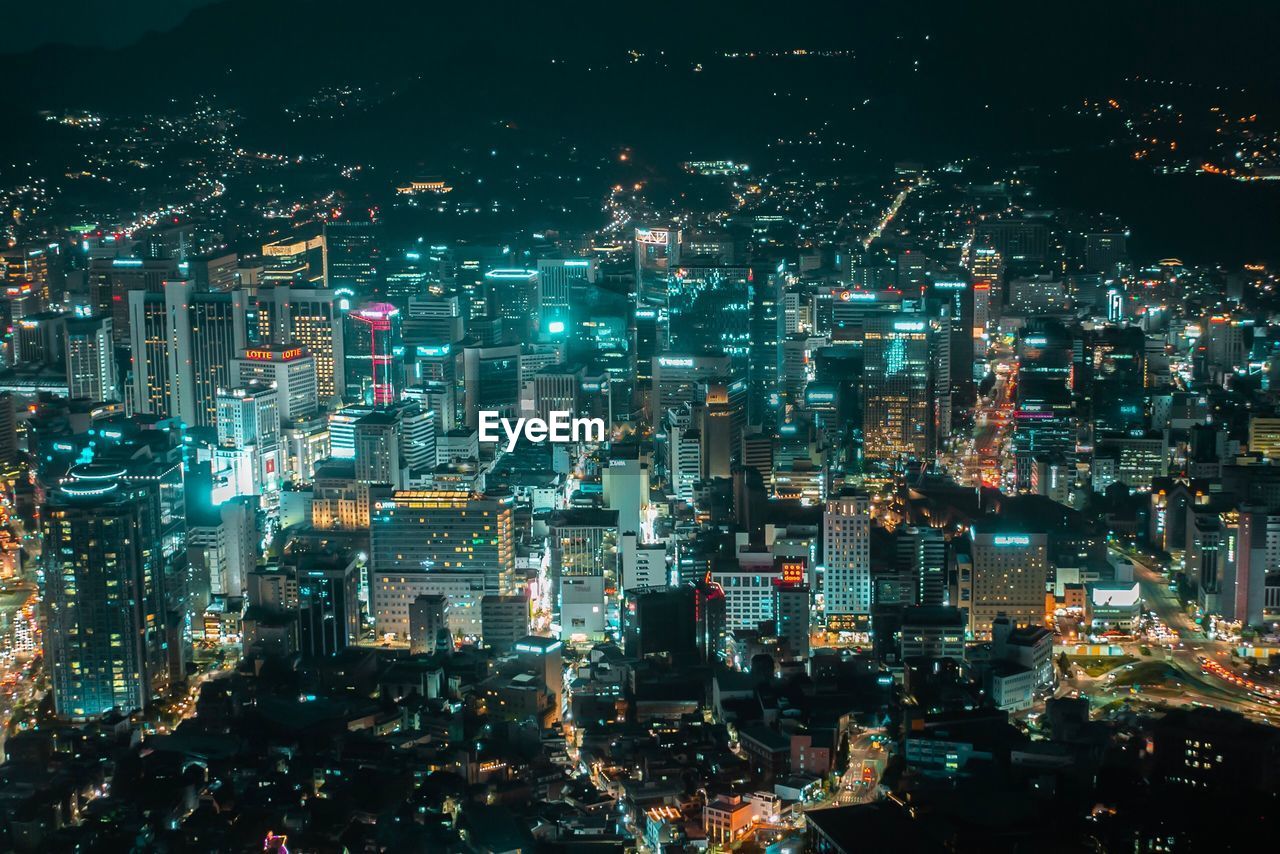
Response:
[3,245,51,306]
[92,256,178,344]
[822,491,871,630]
[620,532,667,591]
[899,606,967,661]
[711,553,780,631]
[0,283,39,335]
[966,530,1049,638]
[666,262,752,389]
[900,525,948,606]
[483,268,538,340]
[1014,320,1075,490]
[127,290,171,416]
[261,233,326,285]
[13,310,65,365]
[126,282,249,426]
[404,295,464,348]
[254,286,344,401]
[603,446,650,539]
[409,593,451,655]
[384,248,433,302]
[773,584,810,664]
[142,220,192,262]
[668,410,703,504]
[750,269,782,427]
[187,498,256,601]
[188,250,239,292]
[975,217,1049,268]
[1204,314,1248,373]
[1084,232,1127,273]
[622,585,699,659]
[515,635,564,714]
[168,283,250,428]
[296,552,361,659]
[549,508,619,583]
[232,345,319,422]
[862,312,933,465]
[323,219,382,294]
[536,258,597,337]
[370,490,515,594]
[461,344,522,428]
[43,465,168,720]
[65,313,118,402]
[1233,506,1278,627]
[634,224,680,312]
[481,594,529,654]
[532,365,582,422]
[214,382,283,500]
[343,302,403,405]
[651,353,732,419]
[925,275,973,404]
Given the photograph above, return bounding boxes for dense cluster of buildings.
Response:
[0,85,1278,853]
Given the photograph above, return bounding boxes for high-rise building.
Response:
[254,286,344,402]
[187,497,256,601]
[822,491,871,630]
[535,258,597,337]
[43,465,168,720]
[483,269,538,341]
[296,552,361,659]
[666,263,752,400]
[3,245,51,307]
[214,382,283,500]
[127,282,250,426]
[966,530,1049,638]
[323,219,382,294]
[461,344,522,428]
[862,312,933,466]
[232,345,319,422]
[634,225,680,313]
[773,584,810,663]
[188,251,239,292]
[370,490,516,596]
[64,313,118,402]
[343,302,403,405]
[91,256,179,345]
[409,593,451,655]
[481,594,529,654]
[261,233,325,286]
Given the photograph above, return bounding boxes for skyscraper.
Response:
[343,302,403,405]
[255,286,344,402]
[323,219,382,294]
[64,312,118,402]
[43,465,168,720]
[536,258,597,338]
[862,311,933,466]
[822,491,871,630]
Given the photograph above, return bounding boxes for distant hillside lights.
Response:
[478,410,605,452]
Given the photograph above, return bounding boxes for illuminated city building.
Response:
[64,312,119,402]
[964,530,1049,638]
[862,311,934,465]
[43,465,169,720]
[342,301,403,405]
[232,345,318,422]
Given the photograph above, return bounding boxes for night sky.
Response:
[0,0,217,52]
